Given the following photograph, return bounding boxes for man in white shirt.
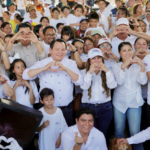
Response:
[23,6,41,24]
[42,26,56,55]
[61,107,107,150]
[22,39,83,126]
[9,3,21,20]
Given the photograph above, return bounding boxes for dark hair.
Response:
[88,11,99,20]
[9,59,29,94]
[98,0,107,4]
[61,26,75,40]
[134,37,148,45]
[40,88,54,100]
[61,5,71,12]
[33,24,43,38]
[133,3,142,15]
[118,42,133,61]
[146,1,150,10]
[4,34,14,40]
[74,4,84,13]
[50,39,67,49]
[137,19,147,26]
[4,11,10,15]
[76,107,95,120]
[15,14,24,22]
[56,23,64,29]
[18,22,32,31]
[72,38,84,45]
[1,22,11,29]
[52,7,60,13]
[0,17,4,23]
[40,16,49,23]
[117,6,129,17]
[82,36,94,44]
[43,25,56,35]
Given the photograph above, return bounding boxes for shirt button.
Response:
[58,75,59,76]
[59,82,60,84]
[51,76,52,77]
[59,97,61,99]
[59,90,61,91]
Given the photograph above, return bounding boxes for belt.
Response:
[84,101,110,107]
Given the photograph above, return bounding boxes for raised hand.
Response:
[99,62,109,72]
[74,132,83,145]
[117,138,128,145]
[43,120,50,128]
[88,63,98,74]
[66,43,76,52]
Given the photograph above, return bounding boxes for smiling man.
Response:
[23,39,83,126]
[61,107,107,150]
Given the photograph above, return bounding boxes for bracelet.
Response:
[137,25,140,28]
[1,50,6,53]
[73,49,78,53]
[0,79,7,85]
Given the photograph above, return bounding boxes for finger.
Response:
[0,145,4,149]
[0,136,8,142]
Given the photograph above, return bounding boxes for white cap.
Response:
[88,48,103,59]
[98,38,111,46]
[44,0,51,4]
[116,18,129,26]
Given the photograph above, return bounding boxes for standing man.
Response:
[23,39,83,126]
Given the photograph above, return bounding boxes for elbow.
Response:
[5,64,10,70]
[8,89,14,97]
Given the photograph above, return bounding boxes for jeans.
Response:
[114,106,144,150]
[81,101,113,136]
[18,9,25,17]
[59,102,74,127]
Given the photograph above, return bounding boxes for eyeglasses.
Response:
[147,14,150,16]
[100,44,111,48]
[45,34,56,37]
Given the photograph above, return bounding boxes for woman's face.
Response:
[98,1,106,10]
[62,34,70,42]
[138,21,146,32]
[38,27,44,38]
[136,5,143,14]
[119,45,133,61]
[2,24,12,34]
[74,8,83,17]
[134,38,148,50]
[74,41,84,55]
[84,39,94,54]
[40,18,49,27]
[146,2,150,9]
[90,56,103,66]
[13,61,25,77]
[99,42,112,52]
[3,12,10,20]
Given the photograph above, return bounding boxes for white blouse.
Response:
[10,80,39,108]
[112,62,148,113]
[80,70,117,104]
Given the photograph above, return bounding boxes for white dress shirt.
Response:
[96,8,111,18]
[127,127,150,145]
[80,70,117,104]
[23,57,83,107]
[10,80,39,108]
[112,62,148,113]
[111,36,137,58]
[42,41,50,54]
[143,54,150,105]
[61,124,107,150]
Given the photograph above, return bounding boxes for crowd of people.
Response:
[0,0,150,149]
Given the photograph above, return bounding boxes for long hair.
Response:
[86,58,110,99]
[9,59,29,94]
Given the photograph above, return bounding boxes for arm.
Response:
[0,30,6,40]
[106,71,117,89]
[147,71,150,81]
[1,51,10,70]
[37,120,50,132]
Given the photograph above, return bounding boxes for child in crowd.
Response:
[38,88,68,150]
[56,23,64,39]
[61,5,71,23]
[9,59,39,108]
[33,24,44,41]
[40,16,50,27]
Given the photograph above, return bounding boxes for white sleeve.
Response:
[80,72,92,90]
[112,64,126,85]
[106,71,117,89]
[136,71,148,85]
[30,81,39,103]
[127,127,150,144]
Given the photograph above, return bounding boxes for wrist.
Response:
[0,79,7,85]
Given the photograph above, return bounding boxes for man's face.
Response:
[93,34,102,47]
[52,10,59,18]
[50,41,66,61]
[9,5,16,12]
[98,1,106,10]
[117,10,126,19]
[128,0,135,7]
[29,9,37,18]
[44,28,56,44]
[89,19,99,28]
[19,27,31,46]
[115,1,122,8]
[76,114,94,134]
[80,21,89,33]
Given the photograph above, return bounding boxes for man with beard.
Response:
[77,19,89,38]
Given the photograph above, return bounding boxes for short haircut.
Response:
[4,34,14,40]
[82,36,94,43]
[76,107,95,120]
[88,11,99,20]
[50,39,67,49]
[43,25,56,35]
[117,6,129,17]
[61,5,71,12]
[40,88,54,100]
[52,7,60,13]
[1,22,11,29]
[4,11,10,15]
[72,38,84,45]
[56,23,64,29]
[18,22,32,31]
[134,37,148,45]
[61,26,75,40]
[40,16,50,23]
[33,24,43,38]
[74,4,84,13]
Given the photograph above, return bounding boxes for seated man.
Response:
[61,107,107,150]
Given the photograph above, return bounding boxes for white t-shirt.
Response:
[10,11,21,20]
[38,107,68,150]
[10,80,39,108]
[23,15,41,24]
[17,0,25,10]
[143,54,150,105]
[44,6,51,17]
[50,18,63,29]
[42,40,50,54]
[80,53,88,62]
[96,8,111,19]
[99,14,109,33]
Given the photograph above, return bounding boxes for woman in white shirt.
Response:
[112,42,147,150]
[9,59,39,108]
[80,48,117,135]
